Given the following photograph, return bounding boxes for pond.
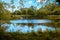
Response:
[10,19,52,23]
[2,19,55,33]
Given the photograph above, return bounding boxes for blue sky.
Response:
[2,0,55,11]
[2,0,41,7]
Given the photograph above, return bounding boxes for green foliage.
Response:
[0,1,60,40]
[0,3,4,10]
[12,10,21,15]
[27,6,36,15]
[0,10,11,20]
[20,8,26,15]
[0,29,60,40]
[52,6,60,15]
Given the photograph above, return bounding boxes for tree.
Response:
[18,0,25,8]
[0,3,4,14]
[0,2,11,28]
[0,10,11,20]
[27,6,36,15]
[10,0,15,12]
[25,6,37,19]
[20,8,26,15]
[12,10,21,15]
[0,2,11,24]
[52,6,60,15]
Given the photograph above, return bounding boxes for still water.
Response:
[2,19,55,33]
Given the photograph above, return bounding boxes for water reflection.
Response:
[5,24,55,33]
[2,19,55,33]
[10,19,52,23]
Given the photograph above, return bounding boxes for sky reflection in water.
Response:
[2,20,55,33]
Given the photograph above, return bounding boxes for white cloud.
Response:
[37,0,42,2]
[28,1,32,4]
[37,0,46,3]
[18,0,20,2]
